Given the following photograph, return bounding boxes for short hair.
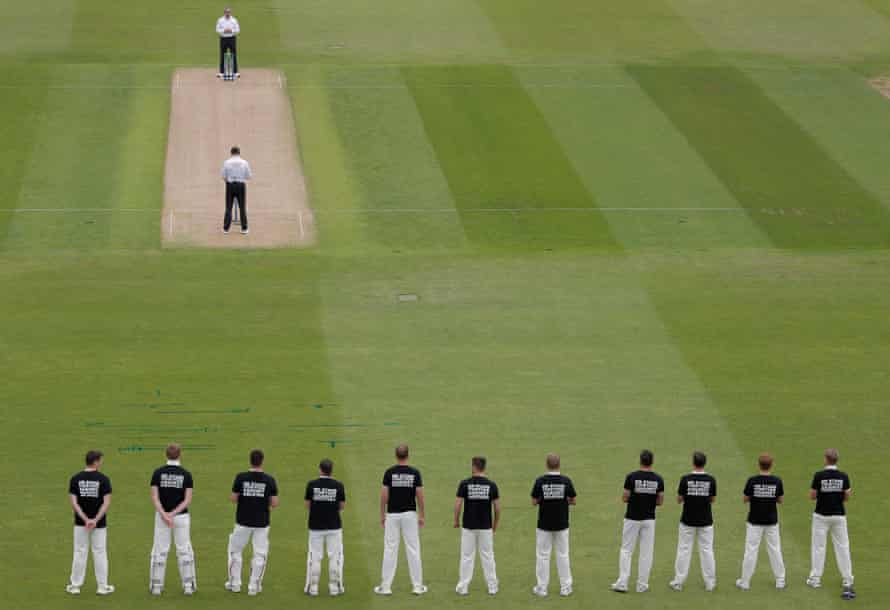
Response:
[395,444,409,460]
[693,451,707,468]
[472,456,486,472]
[250,449,264,467]
[640,449,654,467]
[85,450,103,465]
[758,452,773,470]
[319,458,333,475]
[166,443,182,460]
[546,453,560,470]
[825,448,839,465]
[230,146,240,155]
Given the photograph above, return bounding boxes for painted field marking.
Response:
[298,210,305,238]
[2,207,746,214]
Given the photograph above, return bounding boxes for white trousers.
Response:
[457,528,498,590]
[535,528,572,590]
[150,513,196,591]
[673,523,716,588]
[227,524,270,590]
[381,511,423,588]
[809,514,853,586]
[305,529,344,595]
[739,523,785,586]
[70,526,109,588]
[616,518,655,589]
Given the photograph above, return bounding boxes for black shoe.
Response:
[842,586,856,600]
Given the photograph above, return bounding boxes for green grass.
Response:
[3,1,890,609]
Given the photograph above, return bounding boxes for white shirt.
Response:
[216,16,240,37]
[222,156,252,183]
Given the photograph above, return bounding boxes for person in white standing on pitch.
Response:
[222,146,251,234]
[611,449,664,594]
[735,453,786,591]
[454,456,501,596]
[66,450,115,596]
[216,6,240,77]
[149,443,197,596]
[304,458,346,597]
[226,449,279,596]
[374,444,427,595]
[807,448,855,600]
[670,451,717,592]
[531,453,577,597]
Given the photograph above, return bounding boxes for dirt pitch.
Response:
[162,68,315,248]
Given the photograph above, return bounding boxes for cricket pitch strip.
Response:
[162,68,315,248]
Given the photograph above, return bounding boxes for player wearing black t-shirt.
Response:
[225,449,279,596]
[303,459,346,597]
[807,448,854,598]
[531,453,577,598]
[670,451,717,592]
[611,450,664,594]
[66,450,115,596]
[375,444,427,596]
[454,456,501,596]
[736,453,785,591]
[149,444,196,595]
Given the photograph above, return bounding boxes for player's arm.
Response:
[269,495,280,509]
[244,162,252,181]
[492,498,501,533]
[216,19,225,35]
[232,19,240,35]
[230,492,239,504]
[743,495,751,504]
[69,494,90,523]
[339,500,346,512]
[844,489,852,501]
[416,486,425,527]
[621,489,630,503]
[380,486,389,527]
[568,495,577,505]
[91,494,112,529]
[453,497,463,528]
[170,488,193,517]
[151,485,173,527]
[656,491,664,506]
[776,494,783,504]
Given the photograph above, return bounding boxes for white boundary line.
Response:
[1,207,746,214]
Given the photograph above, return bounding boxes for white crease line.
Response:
[298,211,305,239]
[277,74,282,89]
[1,207,747,214]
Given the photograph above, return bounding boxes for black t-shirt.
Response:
[811,468,851,516]
[678,472,717,527]
[382,465,423,513]
[531,473,576,531]
[69,470,112,528]
[304,477,346,531]
[624,470,665,521]
[150,464,194,513]
[744,474,783,525]
[232,471,278,527]
[457,476,499,530]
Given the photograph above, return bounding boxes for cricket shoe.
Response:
[223,228,230,234]
[224,582,241,593]
[776,579,786,591]
[531,586,548,597]
[559,586,573,597]
[235,73,241,78]
[412,585,429,595]
[183,584,195,596]
[241,228,249,235]
[373,586,392,596]
[96,585,115,596]
[247,585,262,596]
[65,585,81,595]
[305,587,318,597]
[705,583,717,592]
[669,581,683,592]
[636,583,649,593]
[806,577,822,589]
[217,73,223,78]
[150,584,162,596]
[841,586,856,600]
[735,579,750,591]
[610,582,628,593]
[455,585,469,596]
[488,586,498,596]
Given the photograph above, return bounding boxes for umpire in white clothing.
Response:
[216,7,240,77]
[304,459,346,597]
[149,444,196,596]
[221,146,251,234]
[807,448,855,599]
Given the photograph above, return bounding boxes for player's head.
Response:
[319,458,333,476]
[166,443,182,461]
[640,449,654,467]
[230,146,240,156]
[395,444,409,461]
[85,449,103,468]
[546,453,560,471]
[250,449,264,467]
[471,456,486,473]
[824,448,839,465]
[692,451,707,469]
[224,7,232,17]
[758,452,773,471]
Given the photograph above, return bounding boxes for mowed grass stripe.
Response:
[628,65,890,249]
[403,65,620,250]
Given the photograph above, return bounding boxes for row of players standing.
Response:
[65,444,855,599]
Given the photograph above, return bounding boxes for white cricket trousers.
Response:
[70,526,109,588]
[672,523,716,589]
[305,529,344,595]
[809,514,853,586]
[616,518,655,589]
[381,511,423,589]
[227,524,270,591]
[457,529,498,590]
[739,523,785,586]
[535,528,572,591]
[150,513,196,592]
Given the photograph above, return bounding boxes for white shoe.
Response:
[705,583,716,592]
[150,584,162,596]
[223,228,229,234]
[247,586,259,596]
[611,582,628,593]
[636,583,649,593]
[183,584,195,596]
[305,587,318,597]
[669,581,683,592]
[455,584,468,596]
[373,586,392,596]
[806,577,821,589]
[488,586,498,595]
[776,579,786,590]
[412,585,428,595]
[217,73,223,78]
[225,582,241,593]
[65,585,81,595]
[96,585,115,596]
[241,228,249,235]
[235,73,241,78]
[532,586,548,597]
[559,586,573,597]
[735,579,750,591]
[329,588,343,597]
